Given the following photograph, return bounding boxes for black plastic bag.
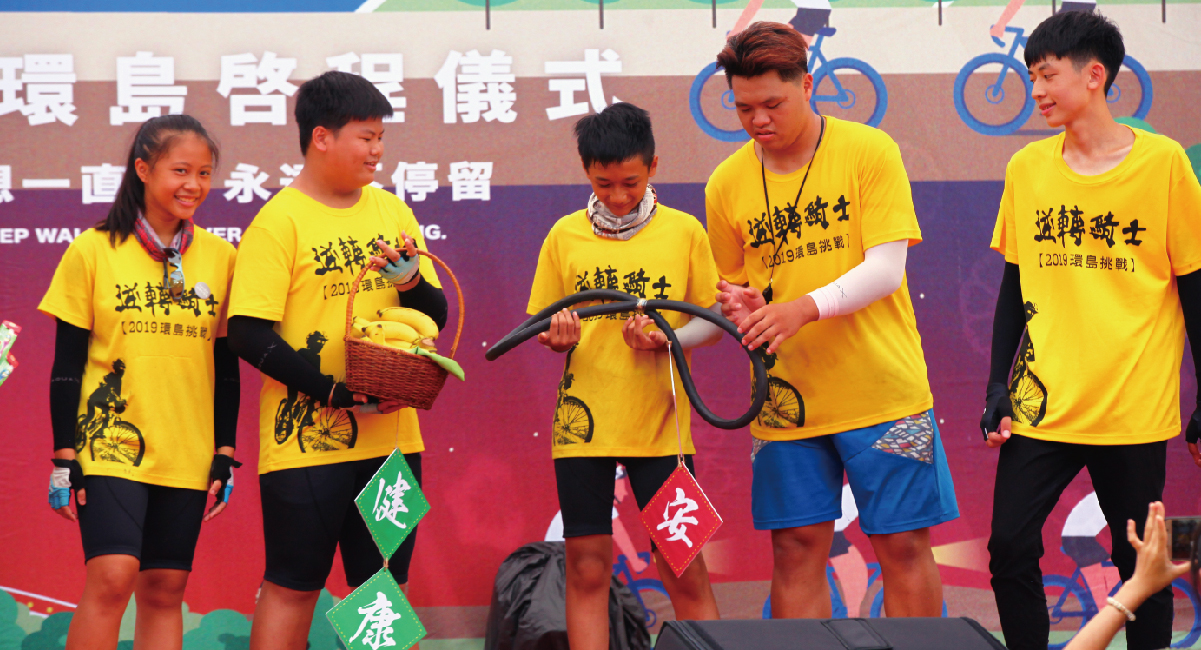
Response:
[484,541,651,650]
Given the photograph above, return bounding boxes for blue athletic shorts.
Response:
[751,410,959,535]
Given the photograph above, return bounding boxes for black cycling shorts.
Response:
[260,453,422,591]
[77,475,207,571]
[554,455,695,542]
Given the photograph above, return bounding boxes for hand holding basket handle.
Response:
[344,249,464,410]
[485,289,769,430]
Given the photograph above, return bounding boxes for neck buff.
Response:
[133,213,193,261]
[587,185,658,241]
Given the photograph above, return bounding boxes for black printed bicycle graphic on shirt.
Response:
[75,359,145,467]
[752,352,805,429]
[273,331,359,453]
[1009,301,1047,427]
[553,347,594,446]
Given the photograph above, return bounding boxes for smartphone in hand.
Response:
[1166,516,1201,561]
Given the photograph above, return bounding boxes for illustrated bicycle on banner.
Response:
[954,25,1152,136]
[614,553,670,628]
[690,12,888,142]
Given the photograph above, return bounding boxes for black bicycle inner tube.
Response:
[486,289,768,430]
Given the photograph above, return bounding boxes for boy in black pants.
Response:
[981,11,1201,650]
[227,71,446,650]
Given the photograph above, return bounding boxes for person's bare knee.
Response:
[566,536,612,594]
[873,529,932,569]
[773,524,835,571]
[664,553,710,600]
[135,570,189,611]
[84,557,140,609]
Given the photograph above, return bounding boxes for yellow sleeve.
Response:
[685,225,720,309]
[860,138,922,250]
[216,245,236,338]
[991,159,1020,264]
[38,234,97,330]
[705,178,748,285]
[527,229,566,316]
[1167,147,1201,276]
[228,217,296,322]
[396,201,443,290]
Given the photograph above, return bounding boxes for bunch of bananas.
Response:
[352,307,439,352]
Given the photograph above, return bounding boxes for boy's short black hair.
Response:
[294,70,393,156]
[573,102,655,169]
[1025,10,1125,94]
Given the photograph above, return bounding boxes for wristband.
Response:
[209,454,243,504]
[49,458,83,509]
[1107,597,1136,621]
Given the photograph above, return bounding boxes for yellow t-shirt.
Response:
[526,205,721,459]
[990,128,1201,445]
[706,117,933,442]
[229,186,441,473]
[38,227,236,490]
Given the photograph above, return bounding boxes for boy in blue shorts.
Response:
[705,22,958,619]
[528,102,724,650]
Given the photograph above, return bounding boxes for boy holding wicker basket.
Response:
[226,71,446,650]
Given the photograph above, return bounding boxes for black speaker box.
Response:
[655,617,1006,650]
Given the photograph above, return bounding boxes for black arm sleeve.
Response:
[1179,270,1201,405]
[213,337,240,449]
[399,275,449,331]
[989,262,1025,386]
[226,316,337,407]
[50,319,89,452]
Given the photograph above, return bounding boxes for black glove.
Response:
[1186,406,1201,445]
[209,454,243,504]
[327,382,361,409]
[981,381,1015,441]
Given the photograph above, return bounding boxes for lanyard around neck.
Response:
[758,115,826,303]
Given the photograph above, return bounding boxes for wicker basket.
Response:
[343,250,464,410]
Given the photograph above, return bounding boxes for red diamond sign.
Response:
[640,463,722,578]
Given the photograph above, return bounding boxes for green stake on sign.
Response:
[327,569,426,650]
[354,450,430,557]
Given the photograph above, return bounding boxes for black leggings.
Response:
[988,435,1170,650]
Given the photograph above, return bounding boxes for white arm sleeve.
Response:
[807,239,909,320]
[671,303,725,350]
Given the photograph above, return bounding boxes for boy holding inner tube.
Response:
[527,102,724,650]
[705,22,958,619]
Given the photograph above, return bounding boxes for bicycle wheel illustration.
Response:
[90,421,145,467]
[1045,574,1091,649]
[554,396,594,445]
[755,376,804,429]
[954,53,1035,136]
[1010,366,1047,427]
[689,62,749,143]
[1106,55,1154,121]
[1170,577,1201,648]
[811,58,889,128]
[298,409,358,453]
[273,399,294,444]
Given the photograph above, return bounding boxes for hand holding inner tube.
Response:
[485,289,768,430]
